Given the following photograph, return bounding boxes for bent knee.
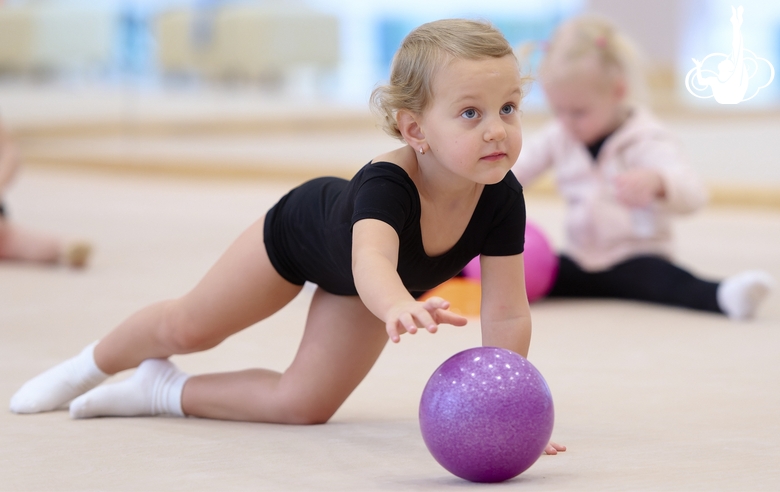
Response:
[282,408,333,425]
[159,300,221,354]
[276,395,338,425]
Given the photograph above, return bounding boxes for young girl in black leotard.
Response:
[10,19,564,455]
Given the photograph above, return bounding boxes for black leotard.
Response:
[263,161,526,297]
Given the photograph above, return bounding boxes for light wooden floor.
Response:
[1,167,779,491]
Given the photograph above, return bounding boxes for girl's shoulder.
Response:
[478,171,524,215]
[494,167,523,194]
[349,161,419,205]
[358,146,421,190]
[356,160,416,187]
[370,146,417,173]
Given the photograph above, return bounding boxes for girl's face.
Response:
[542,68,627,145]
[417,55,523,185]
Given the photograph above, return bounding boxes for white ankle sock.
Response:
[10,341,109,414]
[69,358,189,419]
[717,270,775,320]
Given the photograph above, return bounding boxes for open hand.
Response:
[384,296,468,343]
[613,168,665,208]
[545,441,567,455]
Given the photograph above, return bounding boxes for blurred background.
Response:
[0,0,778,206]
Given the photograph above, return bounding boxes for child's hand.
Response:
[385,297,468,343]
[545,441,567,455]
[613,168,665,208]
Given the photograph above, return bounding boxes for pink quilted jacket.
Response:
[513,108,708,271]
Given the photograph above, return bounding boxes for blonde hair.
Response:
[371,19,519,140]
[539,15,647,104]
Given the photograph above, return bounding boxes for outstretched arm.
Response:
[478,253,531,356]
[352,219,467,343]
[480,253,565,455]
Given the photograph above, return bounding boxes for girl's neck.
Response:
[414,154,482,206]
[375,145,483,204]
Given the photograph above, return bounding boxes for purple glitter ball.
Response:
[419,347,554,483]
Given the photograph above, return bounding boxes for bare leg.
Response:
[11,214,302,414]
[0,219,61,263]
[94,215,303,375]
[182,287,388,424]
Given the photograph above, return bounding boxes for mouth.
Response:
[480,152,507,162]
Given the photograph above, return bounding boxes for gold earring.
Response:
[419,147,425,155]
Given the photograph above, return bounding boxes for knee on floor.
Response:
[273,393,338,425]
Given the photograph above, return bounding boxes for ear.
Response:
[396,109,426,150]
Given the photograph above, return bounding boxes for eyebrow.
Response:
[451,88,523,106]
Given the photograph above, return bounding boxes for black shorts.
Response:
[263,198,307,287]
[261,177,357,295]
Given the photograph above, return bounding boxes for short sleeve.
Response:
[351,164,416,236]
[481,180,527,256]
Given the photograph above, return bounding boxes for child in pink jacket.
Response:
[513,16,773,320]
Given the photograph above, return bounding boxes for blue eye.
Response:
[500,104,515,115]
[462,109,478,119]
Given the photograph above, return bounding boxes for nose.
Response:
[483,116,507,142]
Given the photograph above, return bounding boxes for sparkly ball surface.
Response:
[419,347,554,483]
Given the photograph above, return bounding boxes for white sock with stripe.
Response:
[69,358,189,418]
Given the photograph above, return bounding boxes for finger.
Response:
[386,320,401,344]
[423,297,465,323]
[545,441,567,453]
[412,309,438,334]
[422,296,450,311]
[399,312,418,335]
[551,442,567,452]
[544,443,559,455]
[434,309,468,326]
